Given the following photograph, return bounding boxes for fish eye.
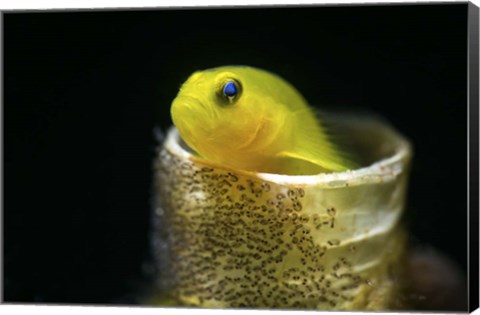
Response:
[223,81,237,97]
[221,80,241,104]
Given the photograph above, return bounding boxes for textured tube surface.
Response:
[153,115,412,310]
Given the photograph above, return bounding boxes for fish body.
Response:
[170,66,354,174]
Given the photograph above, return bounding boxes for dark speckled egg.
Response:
[152,114,412,310]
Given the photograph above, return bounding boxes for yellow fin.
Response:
[279,109,358,172]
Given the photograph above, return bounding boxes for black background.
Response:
[4,4,468,305]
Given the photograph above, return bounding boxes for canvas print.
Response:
[3,2,478,312]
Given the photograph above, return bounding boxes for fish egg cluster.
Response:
[154,147,401,310]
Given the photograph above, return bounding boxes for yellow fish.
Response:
[170,66,355,174]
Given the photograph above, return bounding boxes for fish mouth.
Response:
[171,95,212,138]
[172,95,202,121]
[173,93,196,108]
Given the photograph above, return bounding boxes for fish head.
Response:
[171,66,282,158]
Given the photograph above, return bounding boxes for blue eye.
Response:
[219,79,242,105]
[223,81,238,98]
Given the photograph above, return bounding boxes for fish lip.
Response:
[172,94,202,120]
[179,94,218,122]
[174,94,204,111]
[172,94,214,135]
[173,94,193,107]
